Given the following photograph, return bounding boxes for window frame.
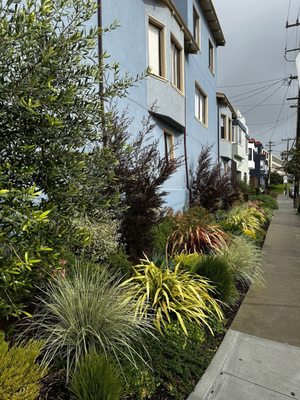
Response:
[170,34,184,92]
[164,130,175,162]
[220,114,226,140]
[195,83,208,126]
[148,17,166,78]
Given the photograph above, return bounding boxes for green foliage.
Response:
[27,265,151,376]
[269,184,287,195]
[0,0,131,216]
[286,143,300,177]
[167,211,228,256]
[192,255,237,304]
[0,334,46,400]
[249,194,278,210]
[71,213,120,262]
[219,203,268,238]
[214,235,263,286]
[106,249,132,277]
[150,215,176,257]
[174,252,202,271]
[191,145,241,212]
[270,171,283,185]
[132,319,226,400]
[0,186,61,318]
[70,352,123,400]
[121,257,223,335]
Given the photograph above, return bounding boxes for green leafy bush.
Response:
[0,186,60,318]
[27,265,151,376]
[249,194,278,210]
[70,352,123,400]
[131,318,226,400]
[177,254,237,303]
[0,333,46,400]
[191,255,237,304]
[121,257,223,335]
[106,248,132,277]
[214,235,263,286]
[72,213,120,262]
[150,215,176,257]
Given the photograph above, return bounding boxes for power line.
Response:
[247,114,294,126]
[229,80,284,102]
[240,82,285,114]
[269,77,292,141]
[218,77,284,89]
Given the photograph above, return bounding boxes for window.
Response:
[195,84,207,125]
[232,126,235,142]
[220,115,226,139]
[171,36,183,91]
[209,40,214,73]
[248,148,252,161]
[148,19,165,77]
[238,128,242,145]
[193,6,200,46]
[228,118,232,142]
[164,131,175,161]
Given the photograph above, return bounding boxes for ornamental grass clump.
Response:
[214,235,264,286]
[220,203,268,238]
[26,265,152,377]
[70,352,123,400]
[175,253,237,304]
[120,257,223,335]
[166,211,228,256]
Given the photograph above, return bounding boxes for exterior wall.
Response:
[185,0,219,177]
[101,0,223,211]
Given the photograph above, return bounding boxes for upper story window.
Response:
[148,18,165,77]
[221,115,226,139]
[248,148,252,161]
[228,117,232,141]
[232,126,235,142]
[238,128,242,145]
[193,6,200,46]
[195,84,208,126]
[164,131,175,162]
[171,36,183,91]
[208,40,214,73]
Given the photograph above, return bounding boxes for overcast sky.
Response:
[213,0,300,156]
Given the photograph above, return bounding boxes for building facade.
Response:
[100,0,225,211]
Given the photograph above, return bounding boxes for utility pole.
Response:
[282,137,295,194]
[267,141,275,187]
[286,17,300,209]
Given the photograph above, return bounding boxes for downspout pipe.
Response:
[183,58,192,207]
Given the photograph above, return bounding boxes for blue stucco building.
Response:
[99,0,225,211]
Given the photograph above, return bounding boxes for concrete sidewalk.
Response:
[188,196,300,400]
